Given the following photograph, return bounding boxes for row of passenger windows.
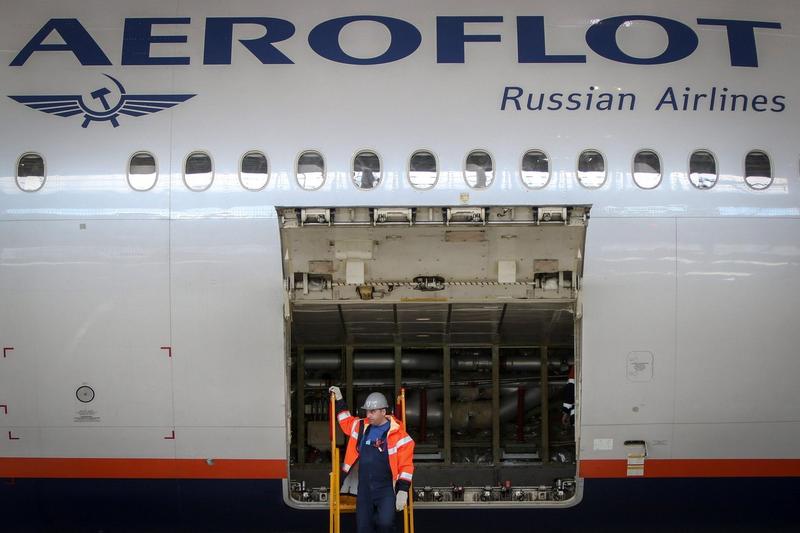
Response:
[14,149,775,193]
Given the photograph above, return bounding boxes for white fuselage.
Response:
[1,0,799,491]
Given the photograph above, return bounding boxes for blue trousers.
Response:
[356,490,395,533]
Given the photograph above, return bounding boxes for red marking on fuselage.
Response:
[580,458,800,478]
[160,346,172,357]
[2,347,14,358]
[0,458,288,479]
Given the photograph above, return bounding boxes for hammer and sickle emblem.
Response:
[82,75,125,128]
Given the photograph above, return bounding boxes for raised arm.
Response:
[329,386,357,434]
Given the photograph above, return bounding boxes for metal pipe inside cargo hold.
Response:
[452,354,543,371]
[303,378,568,389]
[356,353,443,370]
[404,388,542,429]
[304,378,436,388]
[303,352,571,371]
[302,352,443,370]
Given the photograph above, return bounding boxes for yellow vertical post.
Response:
[399,388,414,533]
[329,466,334,533]
[329,392,339,533]
[334,448,340,533]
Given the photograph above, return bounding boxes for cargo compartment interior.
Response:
[279,206,587,507]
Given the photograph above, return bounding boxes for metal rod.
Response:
[443,346,451,465]
[541,345,550,465]
[516,386,525,442]
[297,346,305,465]
[492,344,500,465]
[394,344,402,400]
[419,388,427,443]
[304,377,566,389]
[345,345,354,408]
[304,352,552,371]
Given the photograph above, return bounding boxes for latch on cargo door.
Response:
[624,440,647,477]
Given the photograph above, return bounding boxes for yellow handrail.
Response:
[399,388,415,533]
[329,392,340,533]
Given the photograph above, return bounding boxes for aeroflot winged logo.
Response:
[8,74,195,128]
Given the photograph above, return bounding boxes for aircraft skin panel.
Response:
[579,217,800,463]
[581,218,677,428]
[170,219,287,431]
[174,428,286,461]
[675,218,800,425]
[671,422,800,459]
[0,220,172,431]
[37,427,178,459]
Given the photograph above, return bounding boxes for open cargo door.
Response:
[281,206,588,508]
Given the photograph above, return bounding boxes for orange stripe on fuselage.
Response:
[0,458,287,479]
[580,459,800,478]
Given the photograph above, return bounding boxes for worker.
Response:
[561,365,575,427]
[329,386,414,533]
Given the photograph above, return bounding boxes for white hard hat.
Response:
[361,392,389,410]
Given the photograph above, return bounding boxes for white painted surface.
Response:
[1,0,799,466]
[175,427,286,460]
[582,218,677,429]
[171,219,285,429]
[675,218,800,425]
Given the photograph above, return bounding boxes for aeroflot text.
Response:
[10,16,780,67]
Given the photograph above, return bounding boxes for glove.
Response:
[329,386,343,400]
[395,490,408,511]
[340,465,359,495]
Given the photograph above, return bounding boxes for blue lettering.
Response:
[655,87,678,110]
[547,93,564,110]
[437,16,502,63]
[501,86,523,110]
[122,18,190,65]
[566,93,582,110]
[308,16,421,65]
[204,18,295,64]
[696,19,780,67]
[517,16,585,63]
[586,16,698,65]
[10,18,111,66]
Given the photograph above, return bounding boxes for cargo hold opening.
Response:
[280,206,588,508]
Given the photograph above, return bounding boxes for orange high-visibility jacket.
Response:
[335,400,415,492]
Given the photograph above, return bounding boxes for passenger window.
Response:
[408,150,438,190]
[464,150,494,189]
[16,153,46,192]
[240,151,269,191]
[353,151,381,190]
[744,150,772,190]
[297,151,325,190]
[183,152,213,191]
[577,150,606,188]
[689,150,717,189]
[127,152,157,191]
[632,150,661,190]
[521,150,550,189]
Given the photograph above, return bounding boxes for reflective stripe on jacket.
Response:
[335,399,415,492]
